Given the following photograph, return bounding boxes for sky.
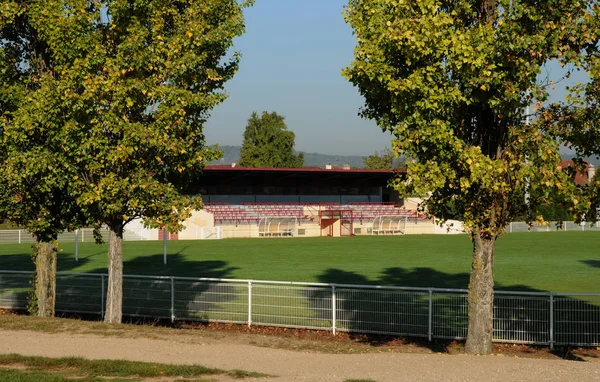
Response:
[203,0,392,156]
[203,0,592,157]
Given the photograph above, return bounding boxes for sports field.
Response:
[1,232,599,292]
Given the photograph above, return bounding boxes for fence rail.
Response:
[1,270,599,348]
[508,221,600,233]
[0,228,147,244]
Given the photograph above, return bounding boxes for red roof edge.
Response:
[203,165,404,174]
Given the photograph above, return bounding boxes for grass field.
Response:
[1,232,599,292]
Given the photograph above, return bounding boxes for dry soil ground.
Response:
[2,316,600,382]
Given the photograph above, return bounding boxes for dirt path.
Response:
[0,330,599,381]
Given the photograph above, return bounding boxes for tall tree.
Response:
[363,148,402,170]
[548,32,600,220]
[2,0,250,323]
[0,3,88,317]
[344,0,597,354]
[239,111,304,168]
[67,0,250,323]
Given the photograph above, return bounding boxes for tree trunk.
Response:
[104,226,123,323]
[465,233,496,355]
[35,241,57,317]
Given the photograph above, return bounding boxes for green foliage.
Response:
[0,0,251,321]
[239,111,304,168]
[0,3,86,242]
[343,0,598,238]
[363,148,405,170]
[0,0,250,235]
[42,0,251,235]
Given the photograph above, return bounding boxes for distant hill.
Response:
[210,145,600,170]
[210,145,366,168]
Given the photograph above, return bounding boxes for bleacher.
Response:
[242,202,310,222]
[204,202,425,226]
[347,202,424,223]
[204,204,261,226]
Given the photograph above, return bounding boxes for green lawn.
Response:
[1,232,599,292]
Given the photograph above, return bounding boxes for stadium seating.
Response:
[204,202,425,226]
[347,202,424,223]
[242,203,312,223]
[204,204,261,226]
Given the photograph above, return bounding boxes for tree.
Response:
[363,148,405,170]
[1,0,251,323]
[0,5,87,317]
[74,0,250,323]
[343,0,597,354]
[239,111,304,168]
[548,34,600,222]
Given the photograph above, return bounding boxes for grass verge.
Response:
[0,353,269,381]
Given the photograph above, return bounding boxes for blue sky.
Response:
[204,0,391,156]
[204,0,590,156]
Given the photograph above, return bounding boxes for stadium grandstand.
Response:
[85,160,596,240]
[152,165,435,240]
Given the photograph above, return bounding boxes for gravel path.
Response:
[1,329,600,381]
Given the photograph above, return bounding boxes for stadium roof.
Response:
[204,165,402,174]
[199,165,403,189]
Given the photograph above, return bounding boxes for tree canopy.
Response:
[344,0,598,354]
[239,111,304,168]
[363,148,404,170]
[0,1,90,317]
[1,0,252,323]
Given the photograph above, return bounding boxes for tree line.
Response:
[1,0,599,356]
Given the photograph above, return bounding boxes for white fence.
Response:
[1,271,598,348]
[0,227,148,244]
[509,221,600,233]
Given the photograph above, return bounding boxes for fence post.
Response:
[332,285,337,335]
[549,293,554,350]
[75,229,79,262]
[18,230,21,244]
[163,232,167,265]
[428,289,433,342]
[509,222,513,233]
[247,281,252,327]
[170,277,175,322]
[100,274,105,318]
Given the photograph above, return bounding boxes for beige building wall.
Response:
[178,210,216,240]
[171,207,439,240]
[402,197,424,211]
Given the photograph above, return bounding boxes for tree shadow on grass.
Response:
[0,253,94,312]
[307,267,600,353]
[58,251,243,323]
[580,260,600,268]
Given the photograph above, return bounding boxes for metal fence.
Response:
[1,270,598,348]
[0,228,147,244]
[509,221,600,233]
